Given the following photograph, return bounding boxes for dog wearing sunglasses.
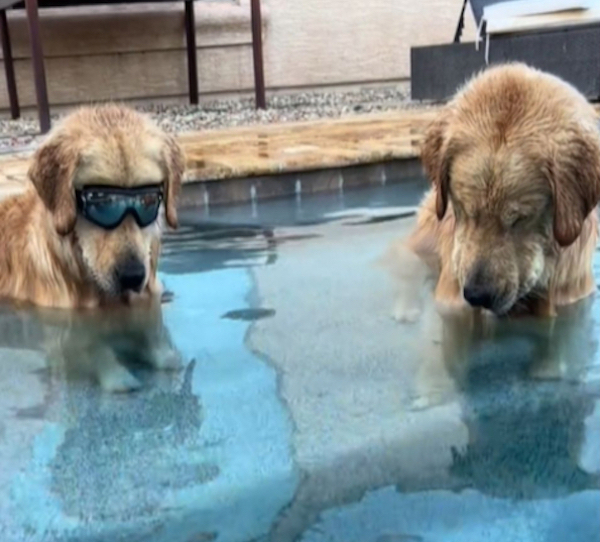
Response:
[0,105,186,391]
[0,104,184,308]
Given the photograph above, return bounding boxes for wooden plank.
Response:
[2,103,598,188]
[486,9,600,35]
[0,109,438,186]
[171,109,435,181]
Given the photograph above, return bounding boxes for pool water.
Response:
[0,182,598,542]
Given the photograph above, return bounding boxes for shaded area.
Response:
[221,308,276,321]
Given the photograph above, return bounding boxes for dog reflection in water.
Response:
[0,295,183,393]
[383,231,598,409]
[409,293,597,412]
[48,297,182,393]
[442,302,600,500]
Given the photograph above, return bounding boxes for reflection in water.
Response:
[438,299,600,498]
[0,300,183,393]
[221,307,276,321]
[0,299,213,537]
[49,360,213,524]
[161,223,277,275]
[384,232,600,502]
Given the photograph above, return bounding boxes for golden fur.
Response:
[0,104,185,309]
[408,63,600,317]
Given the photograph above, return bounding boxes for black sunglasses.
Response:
[75,184,164,230]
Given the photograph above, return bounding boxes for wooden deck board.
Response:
[1,103,598,188]
[179,108,439,182]
[0,107,440,188]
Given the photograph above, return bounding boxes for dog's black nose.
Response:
[463,284,495,310]
[116,258,146,293]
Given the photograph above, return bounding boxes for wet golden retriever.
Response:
[0,104,184,308]
[408,63,600,317]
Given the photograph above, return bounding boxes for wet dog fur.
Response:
[0,104,184,309]
[408,63,600,317]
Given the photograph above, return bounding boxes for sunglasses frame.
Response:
[75,184,164,230]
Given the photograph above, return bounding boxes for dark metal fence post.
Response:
[0,9,20,119]
[25,0,50,133]
[250,0,266,109]
[184,0,199,105]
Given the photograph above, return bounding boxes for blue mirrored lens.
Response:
[78,188,162,229]
[132,194,161,227]
[86,199,128,228]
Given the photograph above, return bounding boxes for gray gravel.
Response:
[0,83,430,153]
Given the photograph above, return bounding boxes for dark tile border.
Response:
[179,158,424,208]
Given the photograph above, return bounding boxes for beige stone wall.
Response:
[0,0,476,113]
[265,0,476,89]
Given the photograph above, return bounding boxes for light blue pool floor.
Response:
[0,181,599,542]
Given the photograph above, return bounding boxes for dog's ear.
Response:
[28,134,79,235]
[162,135,185,229]
[544,129,600,247]
[421,113,453,220]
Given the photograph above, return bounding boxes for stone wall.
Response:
[0,0,477,113]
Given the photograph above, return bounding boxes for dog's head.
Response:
[28,105,185,298]
[421,79,600,315]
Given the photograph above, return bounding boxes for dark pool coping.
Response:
[179,159,424,208]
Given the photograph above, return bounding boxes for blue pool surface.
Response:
[0,181,598,542]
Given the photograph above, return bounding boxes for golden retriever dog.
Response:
[0,105,186,391]
[408,63,600,317]
[0,104,184,309]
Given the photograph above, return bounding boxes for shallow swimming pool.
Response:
[0,181,598,542]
